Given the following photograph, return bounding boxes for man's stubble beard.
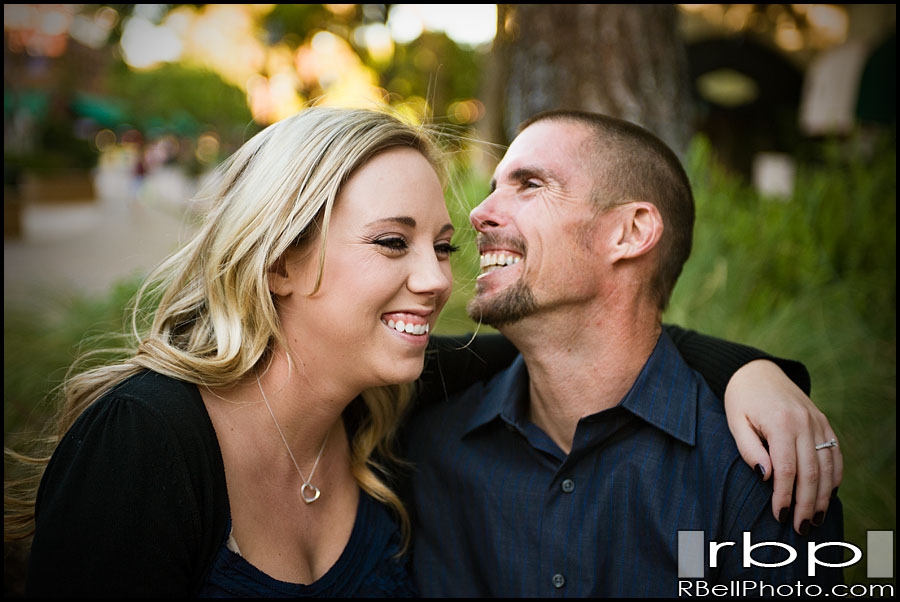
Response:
[466,277,539,328]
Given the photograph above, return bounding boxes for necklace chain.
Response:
[256,373,329,504]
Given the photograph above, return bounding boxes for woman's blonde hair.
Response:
[5,107,445,549]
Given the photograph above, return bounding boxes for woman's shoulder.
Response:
[55,368,224,495]
[80,369,214,442]
[103,369,205,413]
[29,368,229,596]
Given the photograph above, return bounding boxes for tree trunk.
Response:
[487,4,695,155]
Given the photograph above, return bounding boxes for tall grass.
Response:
[4,275,151,448]
[4,132,895,589]
[667,132,896,586]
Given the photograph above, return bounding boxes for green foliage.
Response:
[435,160,493,335]
[671,132,896,335]
[260,5,486,124]
[104,62,255,144]
[384,32,487,115]
[3,275,147,447]
[667,133,896,585]
[263,4,347,45]
[4,89,97,173]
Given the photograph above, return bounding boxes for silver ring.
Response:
[815,438,838,450]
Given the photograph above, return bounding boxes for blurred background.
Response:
[4,4,896,594]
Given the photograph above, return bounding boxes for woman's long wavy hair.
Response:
[5,107,446,549]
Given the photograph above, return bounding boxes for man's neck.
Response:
[500,302,661,455]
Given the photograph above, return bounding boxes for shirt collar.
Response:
[462,332,699,447]
[618,331,698,447]
[464,354,530,435]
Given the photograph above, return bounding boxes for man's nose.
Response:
[469,190,505,231]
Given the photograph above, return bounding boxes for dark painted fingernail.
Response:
[778,508,790,524]
[812,511,825,527]
[799,520,811,536]
[755,464,766,480]
[831,487,839,498]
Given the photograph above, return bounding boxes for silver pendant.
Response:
[301,482,321,504]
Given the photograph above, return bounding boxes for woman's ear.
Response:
[608,202,664,263]
[267,254,292,297]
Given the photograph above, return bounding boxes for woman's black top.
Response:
[26,326,808,596]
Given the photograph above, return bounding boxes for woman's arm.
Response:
[664,324,842,536]
[417,333,519,403]
[27,374,226,595]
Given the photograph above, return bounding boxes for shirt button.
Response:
[561,478,575,493]
[552,573,566,589]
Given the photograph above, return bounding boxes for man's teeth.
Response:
[479,252,522,269]
[383,319,430,336]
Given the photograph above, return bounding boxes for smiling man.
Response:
[405,110,845,596]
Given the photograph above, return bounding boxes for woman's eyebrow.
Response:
[365,216,417,228]
[365,218,454,235]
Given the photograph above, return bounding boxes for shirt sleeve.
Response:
[663,324,812,399]
[26,390,214,596]
[711,461,845,590]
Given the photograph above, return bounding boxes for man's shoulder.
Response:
[673,362,778,534]
[658,331,731,434]
[652,335,761,502]
[681,366,752,482]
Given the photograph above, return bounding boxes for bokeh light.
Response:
[388,4,497,46]
[195,133,220,163]
[94,129,117,152]
[120,17,183,69]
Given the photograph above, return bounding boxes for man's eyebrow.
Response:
[510,166,555,183]
[490,165,557,192]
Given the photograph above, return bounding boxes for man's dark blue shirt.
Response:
[405,332,844,597]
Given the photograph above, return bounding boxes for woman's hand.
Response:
[724,359,842,536]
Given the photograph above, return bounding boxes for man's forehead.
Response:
[493,120,591,182]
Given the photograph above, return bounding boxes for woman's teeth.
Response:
[382,319,430,336]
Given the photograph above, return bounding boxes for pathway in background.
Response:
[4,164,202,307]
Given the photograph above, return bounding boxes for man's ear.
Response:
[608,202,664,263]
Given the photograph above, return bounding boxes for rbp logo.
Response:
[678,531,894,578]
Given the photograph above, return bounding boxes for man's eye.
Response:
[522,179,540,189]
[374,237,408,252]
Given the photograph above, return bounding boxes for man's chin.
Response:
[466,282,538,328]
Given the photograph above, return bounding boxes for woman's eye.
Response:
[373,237,408,252]
[435,242,460,258]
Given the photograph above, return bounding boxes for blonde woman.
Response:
[8,108,837,596]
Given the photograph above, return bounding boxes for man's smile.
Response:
[478,249,524,278]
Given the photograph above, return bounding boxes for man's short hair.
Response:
[518,110,694,311]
